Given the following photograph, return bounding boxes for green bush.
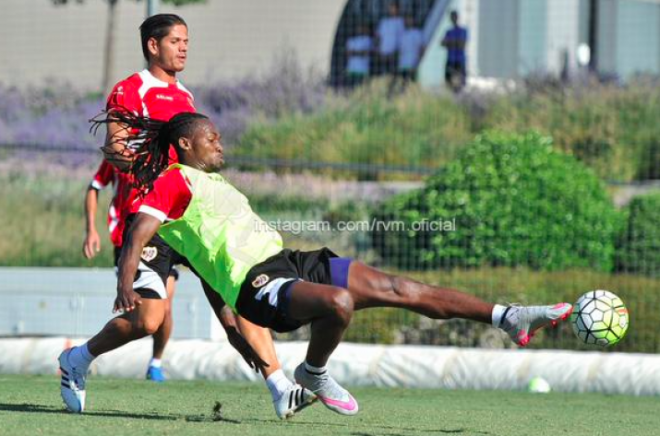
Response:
[234,82,473,179]
[616,193,660,276]
[372,131,622,271]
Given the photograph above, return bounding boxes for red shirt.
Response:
[90,160,136,247]
[104,69,196,228]
[137,168,192,223]
[106,69,196,122]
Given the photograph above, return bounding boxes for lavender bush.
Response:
[0,52,327,166]
[3,64,660,182]
[192,50,327,148]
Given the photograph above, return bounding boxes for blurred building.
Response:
[418,0,660,87]
[1,0,660,91]
[0,0,345,91]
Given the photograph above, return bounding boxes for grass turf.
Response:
[1,375,659,436]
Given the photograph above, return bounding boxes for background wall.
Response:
[0,0,345,91]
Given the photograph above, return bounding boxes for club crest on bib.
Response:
[141,246,158,262]
[251,274,270,288]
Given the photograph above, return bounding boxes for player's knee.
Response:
[327,288,354,325]
[141,318,162,336]
[132,315,162,336]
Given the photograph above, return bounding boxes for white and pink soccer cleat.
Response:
[294,363,358,416]
[499,303,573,346]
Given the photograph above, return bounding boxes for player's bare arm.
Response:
[83,186,101,259]
[116,213,161,312]
[200,279,269,371]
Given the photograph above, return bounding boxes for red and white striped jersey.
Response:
[106,69,196,122]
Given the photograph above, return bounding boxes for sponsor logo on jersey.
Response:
[156,94,174,101]
[251,274,270,288]
[141,246,158,262]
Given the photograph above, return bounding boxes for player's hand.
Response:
[83,230,101,259]
[226,327,270,373]
[113,287,143,313]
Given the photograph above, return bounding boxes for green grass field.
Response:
[1,375,659,436]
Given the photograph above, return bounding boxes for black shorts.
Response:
[236,248,351,333]
[116,215,190,299]
[114,246,184,281]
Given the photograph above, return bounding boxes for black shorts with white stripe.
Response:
[115,214,191,299]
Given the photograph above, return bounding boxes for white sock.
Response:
[68,344,95,370]
[491,304,508,328]
[266,369,293,401]
[149,358,162,368]
[304,361,327,375]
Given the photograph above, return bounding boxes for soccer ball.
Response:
[571,290,629,346]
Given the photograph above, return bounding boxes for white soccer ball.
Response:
[571,290,629,346]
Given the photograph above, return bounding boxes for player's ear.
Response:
[178,137,192,151]
[147,37,159,58]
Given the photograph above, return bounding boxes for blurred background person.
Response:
[397,15,425,84]
[441,10,468,92]
[375,1,404,76]
[345,22,373,88]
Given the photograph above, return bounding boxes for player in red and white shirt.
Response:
[66,14,297,419]
[80,13,196,384]
[84,63,196,259]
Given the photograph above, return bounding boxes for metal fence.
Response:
[1,144,659,353]
[2,0,660,352]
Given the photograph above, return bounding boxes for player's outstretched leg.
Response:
[58,300,166,412]
[345,261,572,347]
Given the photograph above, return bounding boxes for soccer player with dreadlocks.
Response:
[71,111,574,417]
[63,14,315,419]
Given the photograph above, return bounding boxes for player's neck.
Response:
[148,65,178,85]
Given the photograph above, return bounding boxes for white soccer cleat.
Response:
[273,383,317,419]
[499,303,573,347]
[294,363,358,416]
[58,348,87,413]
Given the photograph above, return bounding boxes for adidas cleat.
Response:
[273,383,317,419]
[58,348,87,413]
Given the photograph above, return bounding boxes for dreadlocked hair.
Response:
[91,109,209,195]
